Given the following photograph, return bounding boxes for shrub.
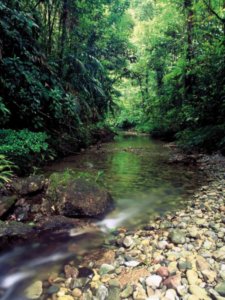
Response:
[0,154,15,187]
[0,129,55,174]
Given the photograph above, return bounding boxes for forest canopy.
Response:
[0,0,225,173]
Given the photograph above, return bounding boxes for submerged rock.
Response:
[25,280,43,299]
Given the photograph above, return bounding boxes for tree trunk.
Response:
[184,0,194,100]
[59,0,68,73]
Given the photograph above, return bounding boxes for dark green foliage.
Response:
[114,0,225,152]
[0,0,131,173]
[0,130,53,174]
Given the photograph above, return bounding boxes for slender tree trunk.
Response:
[184,0,194,100]
[59,0,68,73]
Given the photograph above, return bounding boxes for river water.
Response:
[0,133,204,300]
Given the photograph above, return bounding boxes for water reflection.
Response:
[0,134,204,299]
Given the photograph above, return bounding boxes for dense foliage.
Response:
[0,0,131,172]
[1,0,225,174]
[112,0,225,152]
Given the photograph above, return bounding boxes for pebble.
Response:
[120,285,133,298]
[169,230,186,244]
[96,285,108,300]
[187,270,199,285]
[189,285,210,299]
[99,264,115,275]
[165,289,179,300]
[123,236,134,248]
[146,275,162,289]
[42,154,225,300]
[25,281,43,299]
[216,282,225,296]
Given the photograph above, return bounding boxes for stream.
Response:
[0,133,204,300]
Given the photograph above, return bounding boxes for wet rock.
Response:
[45,176,114,217]
[25,280,43,299]
[169,230,186,244]
[0,220,35,239]
[64,265,78,279]
[13,175,46,195]
[0,195,17,218]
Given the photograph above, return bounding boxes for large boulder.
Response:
[43,173,114,218]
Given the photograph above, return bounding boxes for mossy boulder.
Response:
[43,171,114,218]
[13,175,47,196]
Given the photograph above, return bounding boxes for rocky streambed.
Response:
[23,154,225,300]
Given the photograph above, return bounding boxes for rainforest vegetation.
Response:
[0,0,225,175]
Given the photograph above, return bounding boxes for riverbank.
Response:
[33,153,225,300]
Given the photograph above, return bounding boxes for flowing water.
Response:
[0,133,204,300]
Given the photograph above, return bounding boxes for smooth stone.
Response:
[187,270,199,285]
[169,230,186,245]
[177,285,188,296]
[99,264,115,275]
[165,289,179,300]
[216,282,225,296]
[47,285,59,294]
[214,247,225,261]
[158,241,168,250]
[156,266,169,278]
[108,286,120,300]
[96,285,108,300]
[25,281,43,299]
[146,275,162,289]
[196,256,210,271]
[202,269,217,283]
[178,261,192,271]
[121,285,133,298]
[189,285,210,299]
[58,296,74,300]
[133,285,147,300]
[124,260,140,267]
[163,275,181,289]
[160,221,173,229]
[123,236,134,248]
[72,288,82,298]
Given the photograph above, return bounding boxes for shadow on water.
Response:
[0,133,206,299]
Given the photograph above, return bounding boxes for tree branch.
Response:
[203,0,225,23]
